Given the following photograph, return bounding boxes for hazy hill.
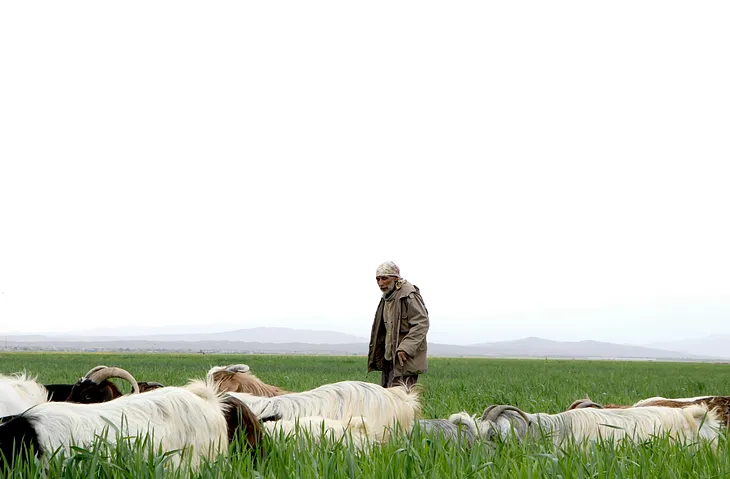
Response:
[645,335,730,359]
[468,337,710,360]
[8,327,368,345]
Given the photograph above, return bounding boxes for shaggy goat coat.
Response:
[226,380,420,441]
[0,373,49,417]
[264,416,372,449]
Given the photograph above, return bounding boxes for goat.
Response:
[454,403,723,447]
[568,395,730,426]
[207,364,289,397]
[226,380,420,442]
[0,379,264,471]
[448,410,530,443]
[413,418,476,446]
[63,365,141,403]
[264,416,372,449]
[1,365,160,417]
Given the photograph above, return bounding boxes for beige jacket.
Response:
[367,280,429,377]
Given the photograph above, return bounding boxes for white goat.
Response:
[226,380,420,442]
[264,416,372,450]
[0,380,263,470]
[0,372,49,417]
[451,404,723,447]
[569,395,730,427]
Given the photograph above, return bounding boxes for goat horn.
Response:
[87,367,140,394]
[567,399,583,410]
[225,364,250,374]
[568,399,601,410]
[83,365,109,379]
[481,404,531,424]
[568,394,601,410]
[480,405,499,420]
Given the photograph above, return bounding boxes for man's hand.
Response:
[397,350,409,367]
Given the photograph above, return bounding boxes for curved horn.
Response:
[567,399,583,410]
[83,365,109,379]
[480,405,499,421]
[573,400,604,409]
[481,404,531,424]
[225,364,250,374]
[87,367,140,394]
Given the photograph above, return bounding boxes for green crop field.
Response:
[2,352,729,478]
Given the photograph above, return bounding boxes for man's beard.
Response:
[382,282,396,297]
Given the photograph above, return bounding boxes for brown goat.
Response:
[207,365,290,397]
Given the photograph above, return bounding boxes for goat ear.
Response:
[220,395,265,458]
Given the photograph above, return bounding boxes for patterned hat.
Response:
[376,261,401,278]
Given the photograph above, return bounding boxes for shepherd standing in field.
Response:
[368,261,430,388]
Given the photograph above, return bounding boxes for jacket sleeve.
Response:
[396,293,429,357]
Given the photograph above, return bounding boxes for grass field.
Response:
[2,352,730,478]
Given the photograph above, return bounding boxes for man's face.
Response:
[376,275,397,294]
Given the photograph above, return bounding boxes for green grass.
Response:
[2,353,730,478]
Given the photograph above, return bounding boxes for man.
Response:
[367,261,429,388]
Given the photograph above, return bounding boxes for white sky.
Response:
[1,1,728,346]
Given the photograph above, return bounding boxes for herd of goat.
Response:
[1,363,729,470]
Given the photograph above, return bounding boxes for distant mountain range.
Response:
[2,328,725,361]
[644,335,729,359]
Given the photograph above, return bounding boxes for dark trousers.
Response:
[380,359,419,388]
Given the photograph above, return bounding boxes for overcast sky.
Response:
[1,2,728,346]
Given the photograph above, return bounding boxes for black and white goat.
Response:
[0,379,263,470]
[1,366,163,416]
